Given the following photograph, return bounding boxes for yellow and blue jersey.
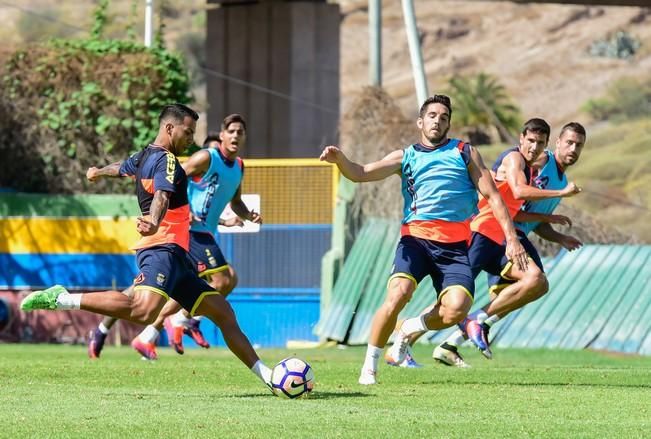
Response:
[187,147,244,235]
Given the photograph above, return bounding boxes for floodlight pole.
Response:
[369,0,382,86]
[401,0,429,106]
[144,0,154,47]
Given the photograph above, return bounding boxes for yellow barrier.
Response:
[242,159,338,224]
[0,217,138,254]
[180,157,338,224]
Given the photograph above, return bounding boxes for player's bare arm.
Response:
[514,211,572,227]
[534,222,583,251]
[230,185,262,225]
[468,147,528,271]
[137,190,170,236]
[86,162,123,182]
[504,153,581,201]
[319,146,403,182]
[181,149,211,177]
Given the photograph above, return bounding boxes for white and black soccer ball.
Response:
[270,356,315,399]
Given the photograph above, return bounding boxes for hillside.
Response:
[338,1,651,242]
[339,1,651,126]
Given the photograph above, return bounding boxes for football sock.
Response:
[440,342,457,351]
[171,310,192,327]
[469,309,488,324]
[484,315,500,327]
[446,330,467,348]
[363,345,382,372]
[251,360,272,383]
[400,315,427,335]
[98,322,110,335]
[56,293,81,310]
[139,325,159,344]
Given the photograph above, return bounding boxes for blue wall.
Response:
[197,224,331,347]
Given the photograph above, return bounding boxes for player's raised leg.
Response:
[87,286,142,359]
[21,284,166,323]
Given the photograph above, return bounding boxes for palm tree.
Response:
[446,72,522,145]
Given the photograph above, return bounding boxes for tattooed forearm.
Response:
[149,190,170,226]
[96,162,123,177]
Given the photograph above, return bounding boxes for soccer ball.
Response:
[270,356,314,399]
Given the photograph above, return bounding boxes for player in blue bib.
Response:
[432,122,587,367]
[87,114,261,360]
[321,95,528,385]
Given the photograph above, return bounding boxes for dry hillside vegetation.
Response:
[339,0,651,127]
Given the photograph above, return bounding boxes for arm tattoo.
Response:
[96,162,123,177]
[149,190,170,226]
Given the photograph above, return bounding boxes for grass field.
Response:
[2,344,650,438]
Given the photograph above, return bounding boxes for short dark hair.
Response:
[221,113,247,131]
[419,95,452,119]
[158,103,199,125]
[521,118,551,141]
[203,131,221,146]
[559,122,586,138]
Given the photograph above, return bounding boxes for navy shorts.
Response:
[390,235,474,299]
[134,244,219,314]
[187,231,229,278]
[468,231,544,289]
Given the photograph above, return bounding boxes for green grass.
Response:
[1,344,650,438]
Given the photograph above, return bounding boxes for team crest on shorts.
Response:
[156,273,166,286]
[134,273,145,284]
[208,256,217,267]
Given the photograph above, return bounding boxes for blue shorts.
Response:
[187,231,229,278]
[468,231,544,292]
[134,244,219,314]
[390,235,474,299]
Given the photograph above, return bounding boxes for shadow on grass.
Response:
[232,391,372,399]
[303,391,371,400]
[418,379,651,389]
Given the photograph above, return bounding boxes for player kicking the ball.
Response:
[21,104,273,388]
[87,114,259,360]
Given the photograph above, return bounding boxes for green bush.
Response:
[0,2,191,194]
[583,77,651,121]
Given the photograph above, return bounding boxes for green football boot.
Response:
[20,285,69,311]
